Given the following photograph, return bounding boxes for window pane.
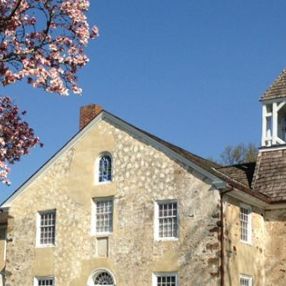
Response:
[158,202,177,238]
[240,207,250,242]
[95,200,113,233]
[94,271,114,284]
[38,278,54,286]
[99,155,112,182]
[240,276,252,286]
[40,211,56,245]
[156,274,177,286]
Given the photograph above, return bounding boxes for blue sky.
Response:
[1,0,286,202]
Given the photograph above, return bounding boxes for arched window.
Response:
[87,269,116,286]
[98,154,112,183]
[93,271,114,285]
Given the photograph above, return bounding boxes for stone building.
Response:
[1,71,286,285]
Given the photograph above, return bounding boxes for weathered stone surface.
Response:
[252,149,286,201]
[264,209,286,285]
[223,196,265,286]
[4,119,222,286]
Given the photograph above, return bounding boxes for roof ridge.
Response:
[104,111,221,170]
[216,162,256,169]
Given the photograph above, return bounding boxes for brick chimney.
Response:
[80,104,103,130]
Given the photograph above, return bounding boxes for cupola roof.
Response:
[261,69,286,101]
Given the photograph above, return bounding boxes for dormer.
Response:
[261,70,286,147]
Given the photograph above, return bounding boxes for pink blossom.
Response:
[0,0,98,95]
[0,97,41,185]
[0,0,98,184]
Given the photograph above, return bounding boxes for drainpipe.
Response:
[219,185,233,286]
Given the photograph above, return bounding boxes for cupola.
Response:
[261,70,286,147]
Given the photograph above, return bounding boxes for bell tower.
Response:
[261,70,286,147]
[252,70,286,200]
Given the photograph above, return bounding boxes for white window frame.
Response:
[91,198,113,236]
[154,200,178,241]
[87,268,116,286]
[36,210,56,248]
[239,274,253,286]
[240,204,252,244]
[95,152,113,185]
[152,272,178,286]
[34,276,55,286]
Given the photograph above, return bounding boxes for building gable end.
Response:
[1,111,225,208]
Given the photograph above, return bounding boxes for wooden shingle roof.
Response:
[215,163,256,189]
[4,105,286,207]
[252,148,286,202]
[261,69,286,101]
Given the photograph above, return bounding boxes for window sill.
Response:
[155,237,179,242]
[35,244,56,248]
[95,180,112,186]
[91,232,113,238]
[240,239,252,246]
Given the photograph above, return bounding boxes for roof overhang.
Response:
[260,97,286,103]
[225,188,268,209]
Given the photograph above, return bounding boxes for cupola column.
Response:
[261,100,286,147]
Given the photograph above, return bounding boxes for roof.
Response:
[137,128,269,201]
[3,106,285,208]
[252,148,286,202]
[261,69,286,101]
[215,163,256,189]
[117,114,221,172]
[1,110,227,208]
[116,113,265,197]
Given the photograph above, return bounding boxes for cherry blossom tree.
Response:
[0,0,98,184]
[0,97,42,185]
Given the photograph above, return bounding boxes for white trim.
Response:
[261,100,286,147]
[276,137,285,144]
[240,204,252,245]
[259,145,286,152]
[261,97,286,104]
[239,274,253,286]
[226,188,286,210]
[35,209,56,248]
[91,197,113,236]
[272,102,278,144]
[87,268,116,286]
[226,189,268,209]
[154,200,179,241]
[1,111,224,208]
[277,101,286,111]
[262,104,267,146]
[94,152,113,185]
[152,272,178,286]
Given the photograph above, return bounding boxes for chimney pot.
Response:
[80,104,103,130]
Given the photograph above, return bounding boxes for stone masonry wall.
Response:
[5,119,222,286]
[223,196,265,286]
[264,209,286,286]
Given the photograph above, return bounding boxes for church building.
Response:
[0,71,286,285]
